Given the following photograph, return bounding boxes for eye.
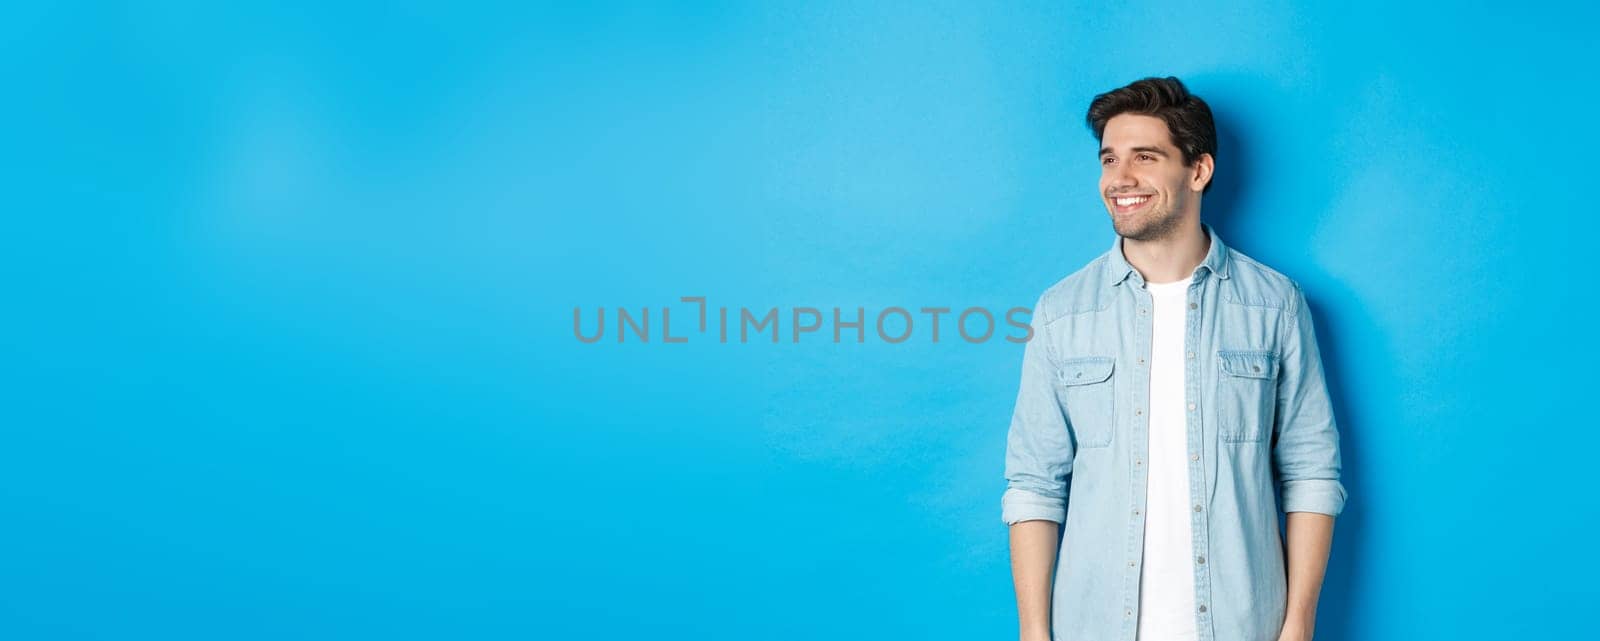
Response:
[1101,156,1115,166]
[1137,153,1154,162]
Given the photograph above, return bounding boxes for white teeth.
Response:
[1115,196,1149,207]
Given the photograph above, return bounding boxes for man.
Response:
[1002,76,1345,641]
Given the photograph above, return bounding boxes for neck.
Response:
[1122,218,1209,284]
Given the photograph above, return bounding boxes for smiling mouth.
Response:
[1111,194,1152,212]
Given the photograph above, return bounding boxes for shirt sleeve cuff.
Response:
[1280,479,1346,517]
[1002,487,1066,525]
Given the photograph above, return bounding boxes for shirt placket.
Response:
[1186,272,1215,640]
[1122,279,1152,640]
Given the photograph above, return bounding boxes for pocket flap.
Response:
[1059,357,1114,386]
[1218,350,1278,379]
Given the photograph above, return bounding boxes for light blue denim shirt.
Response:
[1001,222,1345,641]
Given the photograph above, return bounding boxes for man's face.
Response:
[1097,114,1209,242]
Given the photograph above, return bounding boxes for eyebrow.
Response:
[1099,146,1170,157]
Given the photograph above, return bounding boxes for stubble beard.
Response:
[1112,198,1185,243]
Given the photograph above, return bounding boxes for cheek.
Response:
[1164,173,1184,190]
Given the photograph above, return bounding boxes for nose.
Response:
[1108,163,1137,190]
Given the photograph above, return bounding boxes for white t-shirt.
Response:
[1136,274,1199,641]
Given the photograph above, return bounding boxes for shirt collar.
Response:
[1104,221,1232,287]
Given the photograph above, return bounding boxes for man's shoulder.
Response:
[1032,252,1113,325]
[1222,247,1304,315]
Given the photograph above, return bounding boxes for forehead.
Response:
[1100,114,1176,151]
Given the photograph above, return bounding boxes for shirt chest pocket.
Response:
[1058,356,1115,449]
[1216,350,1280,443]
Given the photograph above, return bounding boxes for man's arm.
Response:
[1272,283,1346,640]
[1279,512,1334,640]
[1001,296,1073,641]
[1009,520,1059,641]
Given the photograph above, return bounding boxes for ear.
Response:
[1188,152,1215,193]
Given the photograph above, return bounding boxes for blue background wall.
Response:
[4,2,1594,639]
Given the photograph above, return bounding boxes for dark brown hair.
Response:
[1086,76,1217,194]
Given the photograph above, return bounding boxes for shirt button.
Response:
[1189,302,1198,310]
[1193,504,1203,513]
[1187,402,1196,411]
[1136,459,1143,466]
[1196,555,1206,565]
[1125,609,1133,617]
[1133,509,1141,516]
[1128,560,1137,567]
[1198,605,1207,613]
[1135,408,1143,415]
[1191,453,1200,461]
[1186,351,1194,359]
[1138,357,1145,364]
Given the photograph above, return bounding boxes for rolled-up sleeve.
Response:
[1002,297,1074,525]
[1273,283,1347,517]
